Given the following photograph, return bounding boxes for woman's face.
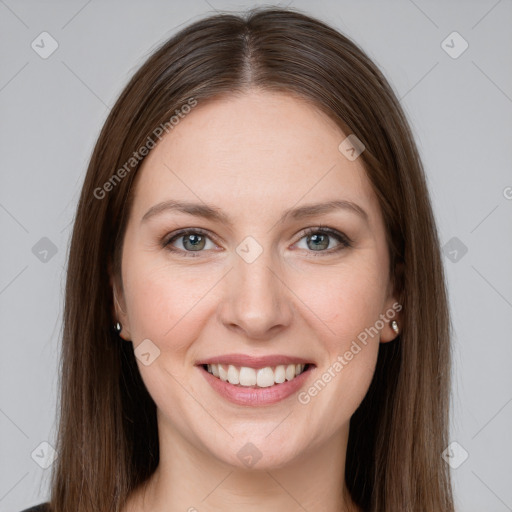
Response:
[113,89,400,470]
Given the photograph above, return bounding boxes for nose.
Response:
[217,245,294,341]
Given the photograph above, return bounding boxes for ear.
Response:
[379,295,402,343]
[380,261,404,344]
[109,262,132,341]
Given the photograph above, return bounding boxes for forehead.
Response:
[130,90,380,226]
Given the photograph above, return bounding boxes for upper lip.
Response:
[195,354,314,369]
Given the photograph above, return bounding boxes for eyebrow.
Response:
[141,198,369,227]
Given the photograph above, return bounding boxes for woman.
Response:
[22,6,454,512]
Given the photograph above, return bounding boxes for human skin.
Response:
[113,89,401,512]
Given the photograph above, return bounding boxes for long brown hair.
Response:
[48,6,454,511]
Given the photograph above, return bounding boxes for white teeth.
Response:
[218,364,228,382]
[227,364,239,385]
[274,365,286,384]
[239,366,257,386]
[205,362,308,387]
[285,364,296,381]
[256,367,275,387]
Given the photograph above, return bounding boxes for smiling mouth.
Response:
[202,363,313,388]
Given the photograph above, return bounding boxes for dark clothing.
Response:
[20,504,50,512]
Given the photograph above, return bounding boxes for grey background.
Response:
[1,0,511,511]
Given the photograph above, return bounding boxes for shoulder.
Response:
[19,504,50,512]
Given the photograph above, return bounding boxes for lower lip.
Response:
[198,365,314,406]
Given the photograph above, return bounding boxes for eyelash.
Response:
[162,225,353,258]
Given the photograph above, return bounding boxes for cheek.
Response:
[297,256,386,345]
[122,255,221,355]
[296,344,378,453]
[289,257,385,425]
[120,259,219,426]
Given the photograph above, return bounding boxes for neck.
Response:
[124,415,360,512]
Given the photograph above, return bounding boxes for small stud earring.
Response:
[114,321,122,334]
[391,320,399,335]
